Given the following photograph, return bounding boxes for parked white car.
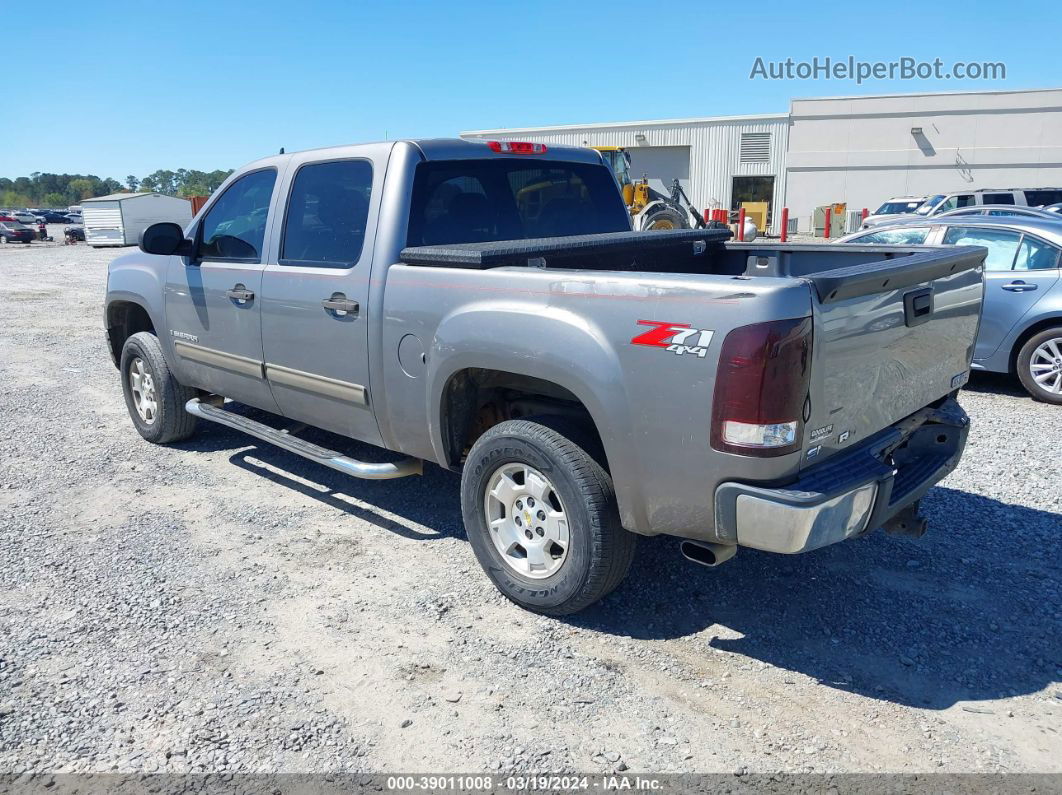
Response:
[862,187,1062,229]
[9,210,38,226]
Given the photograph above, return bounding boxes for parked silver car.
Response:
[838,216,1062,402]
[934,204,1062,221]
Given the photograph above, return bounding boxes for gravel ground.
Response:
[0,239,1059,776]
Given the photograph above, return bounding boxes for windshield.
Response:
[599,150,632,188]
[875,200,924,215]
[915,195,944,216]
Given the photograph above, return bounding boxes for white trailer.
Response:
[81,192,192,248]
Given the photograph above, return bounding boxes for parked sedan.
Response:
[8,210,38,226]
[64,223,85,241]
[837,217,1062,403]
[0,221,35,243]
[935,205,1062,221]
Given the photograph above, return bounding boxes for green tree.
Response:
[125,175,139,191]
[68,179,95,202]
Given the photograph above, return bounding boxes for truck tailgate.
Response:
[800,246,985,468]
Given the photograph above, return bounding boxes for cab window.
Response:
[198,169,277,262]
[280,160,373,268]
[942,226,1022,271]
[852,226,930,245]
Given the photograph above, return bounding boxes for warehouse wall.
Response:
[462,115,790,232]
[786,89,1062,231]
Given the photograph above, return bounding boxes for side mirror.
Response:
[139,222,193,257]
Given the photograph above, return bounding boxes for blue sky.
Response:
[4,0,1058,179]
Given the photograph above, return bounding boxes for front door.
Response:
[939,225,1061,360]
[164,167,281,412]
[260,155,384,446]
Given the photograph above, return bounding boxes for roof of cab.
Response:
[232,138,605,173]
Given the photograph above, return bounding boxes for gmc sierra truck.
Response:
[105,138,986,614]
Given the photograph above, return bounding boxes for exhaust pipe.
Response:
[680,540,737,568]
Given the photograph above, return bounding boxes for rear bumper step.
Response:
[713,397,969,554]
[185,398,422,480]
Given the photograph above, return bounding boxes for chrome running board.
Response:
[185,398,422,480]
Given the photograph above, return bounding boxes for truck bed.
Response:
[400,230,985,302]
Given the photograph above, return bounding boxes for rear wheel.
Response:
[1017,327,1062,404]
[461,418,636,615]
[120,331,199,443]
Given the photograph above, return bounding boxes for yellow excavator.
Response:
[594,146,706,231]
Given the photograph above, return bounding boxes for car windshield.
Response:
[875,200,923,215]
[915,195,944,215]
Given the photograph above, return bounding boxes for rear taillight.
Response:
[486,140,547,154]
[710,316,812,457]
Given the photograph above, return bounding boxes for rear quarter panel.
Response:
[380,264,812,539]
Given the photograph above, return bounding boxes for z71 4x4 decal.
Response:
[630,320,715,358]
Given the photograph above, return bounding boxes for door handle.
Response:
[226,285,255,303]
[322,295,359,317]
[1002,281,1038,292]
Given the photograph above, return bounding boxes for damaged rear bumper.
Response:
[714,397,969,554]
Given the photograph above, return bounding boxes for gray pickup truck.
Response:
[105,138,985,614]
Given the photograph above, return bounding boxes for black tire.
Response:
[119,331,198,443]
[461,417,636,615]
[1016,327,1062,405]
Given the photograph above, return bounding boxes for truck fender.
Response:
[104,253,169,365]
[426,302,649,533]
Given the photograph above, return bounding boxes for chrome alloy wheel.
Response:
[484,463,570,579]
[1030,337,1062,395]
[129,357,158,424]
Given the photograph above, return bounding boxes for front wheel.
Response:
[120,331,199,443]
[461,418,636,615]
[1017,327,1062,404]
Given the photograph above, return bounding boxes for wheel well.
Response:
[106,301,155,367]
[1009,316,1062,373]
[441,368,606,470]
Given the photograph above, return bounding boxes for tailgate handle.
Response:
[903,288,934,327]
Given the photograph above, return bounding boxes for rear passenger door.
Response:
[941,226,1061,360]
[260,152,385,446]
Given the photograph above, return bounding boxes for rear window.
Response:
[1025,189,1062,206]
[982,192,1015,205]
[407,159,630,246]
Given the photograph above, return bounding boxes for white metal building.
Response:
[462,113,790,230]
[786,88,1062,225]
[81,192,192,247]
[462,87,1062,234]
